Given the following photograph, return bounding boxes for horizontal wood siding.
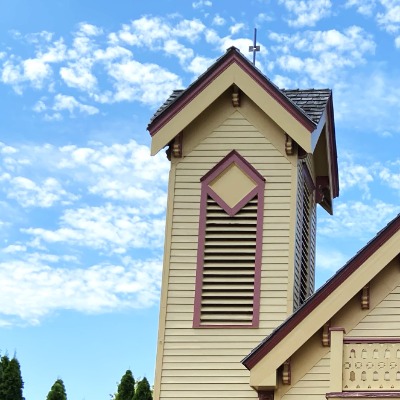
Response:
[348,285,400,337]
[281,354,330,400]
[159,110,293,399]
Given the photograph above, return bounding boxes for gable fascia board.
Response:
[243,216,400,378]
[150,62,314,155]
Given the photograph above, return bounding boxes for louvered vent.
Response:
[299,183,311,305]
[199,195,258,326]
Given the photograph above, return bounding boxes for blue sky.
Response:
[0,0,400,398]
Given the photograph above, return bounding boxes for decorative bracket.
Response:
[172,132,183,158]
[322,321,331,347]
[315,176,330,203]
[285,134,294,156]
[258,391,274,400]
[361,283,370,310]
[232,85,240,107]
[282,359,291,385]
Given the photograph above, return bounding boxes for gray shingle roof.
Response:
[282,88,331,124]
[150,87,330,126]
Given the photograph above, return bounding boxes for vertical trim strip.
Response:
[193,150,265,328]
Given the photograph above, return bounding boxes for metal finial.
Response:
[249,28,260,66]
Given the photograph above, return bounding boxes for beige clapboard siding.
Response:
[281,355,330,400]
[159,111,294,400]
[348,285,400,336]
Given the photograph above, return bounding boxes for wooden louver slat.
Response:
[199,196,257,326]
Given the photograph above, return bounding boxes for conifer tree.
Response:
[133,377,152,400]
[46,378,67,400]
[115,370,135,400]
[0,355,25,400]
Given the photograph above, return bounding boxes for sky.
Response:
[0,0,400,398]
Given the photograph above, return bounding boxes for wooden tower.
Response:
[147,47,339,400]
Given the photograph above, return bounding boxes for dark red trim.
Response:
[242,213,400,369]
[327,95,339,199]
[327,392,400,398]
[344,337,400,344]
[193,150,265,328]
[201,149,265,183]
[148,47,315,136]
[258,391,274,400]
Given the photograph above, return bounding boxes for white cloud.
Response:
[316,248,349,271]
[77,22,103,37]
[345,0,377,16]
[319,201,400,238]
[376,0,400,34]
[0,174,78,207]
[53,94,99,115]
[346,0,400,45]
[187,55,215,75]
[106,59,182,106]
[269,26,375,85]
[339,154,374,199]
[23,204,165,253]
[60,62,97,91]
[212,14,225,26]
[0,256,162,325]
[378,161,400,190]
[22,58,52,87]
[278,0,332,27]
[333,68,400,135]
[229,23,245,35]
[192,0,212,8]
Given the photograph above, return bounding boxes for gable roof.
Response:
[147,47,339,199]
[150,87,331,126]
[147,47,317,136]
[242,212,400,371]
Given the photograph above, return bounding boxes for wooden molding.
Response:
[327,391,400,398]
[322,321,331,347]
[232,85,240,107]
[285,134,294,155]
[361,283,370,310]
[282,359,291,385]
[171,132,183,158]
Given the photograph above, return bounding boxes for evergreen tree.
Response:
[115,370,135,400]
[46,379,67,400]
[0,355,24,400]
[133,377,152,400]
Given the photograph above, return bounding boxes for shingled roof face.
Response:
[282,88,331,124]
[149,89,184,124]
[149,88,330,126]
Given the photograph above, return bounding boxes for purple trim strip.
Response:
[344,337,400,344]
[193,183,209,328]
[201,149,265,183]
[193,150,265,328]
[148,49,315,136]
[327,392,400,398]
[208,185,260,217]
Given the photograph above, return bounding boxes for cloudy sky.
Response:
[0,0,400,399]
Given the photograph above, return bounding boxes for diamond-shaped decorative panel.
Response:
[209,163,257,209]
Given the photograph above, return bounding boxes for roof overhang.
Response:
[148,48,316,156]
[242,214,400,388]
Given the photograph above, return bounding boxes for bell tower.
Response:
[148,47,338,400]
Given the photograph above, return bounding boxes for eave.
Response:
[148,47,317,156]
[242,214,400,376]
